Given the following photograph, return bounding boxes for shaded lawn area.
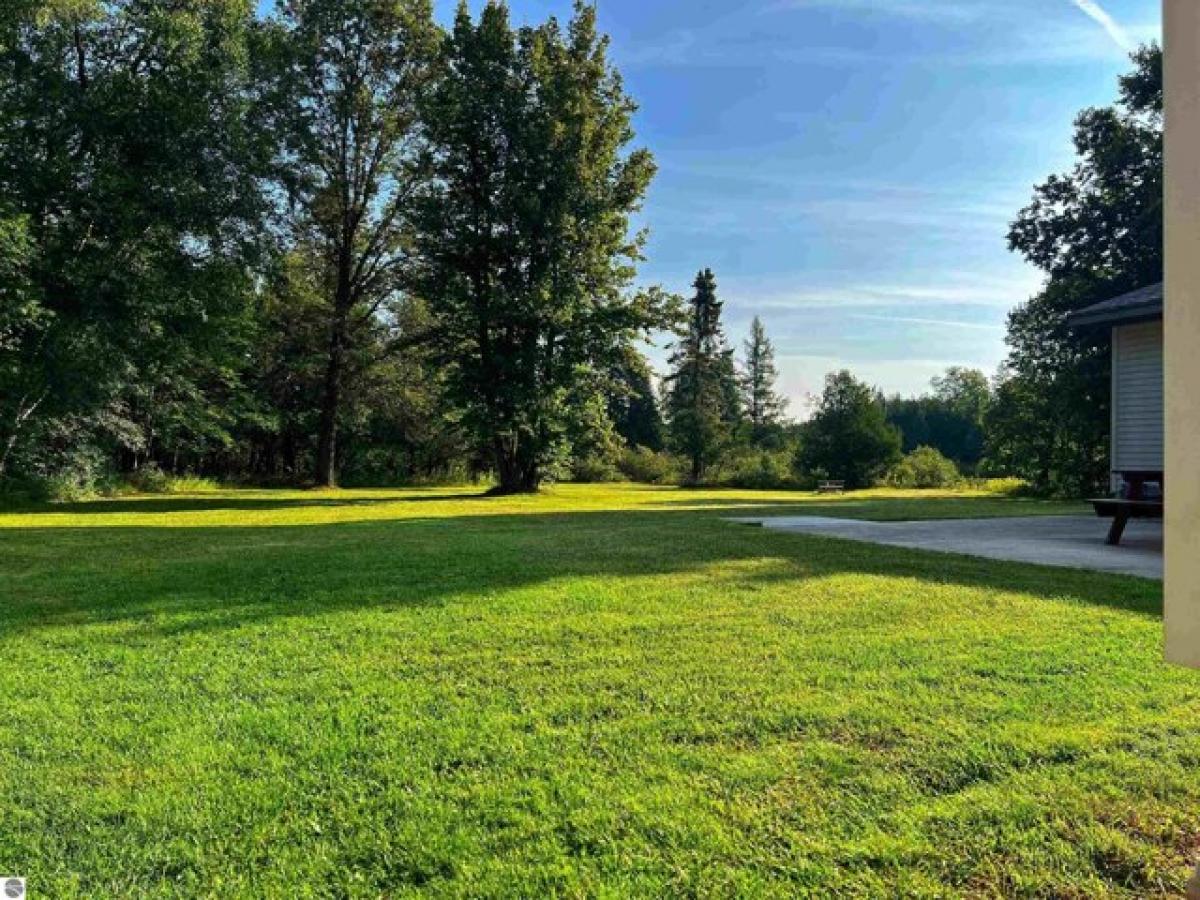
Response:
[0,485,1195,897]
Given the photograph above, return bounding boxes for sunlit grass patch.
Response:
[0,484,1191,897]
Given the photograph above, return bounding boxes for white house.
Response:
[1071,283,1164,489]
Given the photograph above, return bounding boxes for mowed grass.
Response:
[0,484,1196,897]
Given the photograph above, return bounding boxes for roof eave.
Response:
[1069,304,1163,328]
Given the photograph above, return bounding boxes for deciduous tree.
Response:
[992,45,1161,495]
[264,0,439,485]
[415,1,669,494]
[0,0,266,483]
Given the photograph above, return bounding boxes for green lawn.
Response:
[1,484,1196,897]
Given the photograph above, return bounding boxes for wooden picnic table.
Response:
[1089,469,1164,546]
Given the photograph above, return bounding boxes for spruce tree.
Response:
[608,349,665,452]
[665,269,740,483]
[797,370,902,489]
[740,316,788,447]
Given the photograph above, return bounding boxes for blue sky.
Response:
[267,0,1163,406]
[443,0,1162,407]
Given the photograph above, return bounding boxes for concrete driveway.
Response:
[729,515,1163,580]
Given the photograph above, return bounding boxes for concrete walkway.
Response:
[729,515,1163,579]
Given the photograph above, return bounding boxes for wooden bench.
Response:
[817,480,845,494]
[1090,470,1164,546]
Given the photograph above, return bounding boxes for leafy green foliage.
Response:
[797,370,903,489]
[607,348,665,452]
[992,45,1162,496]
[722,448,797,490]
[616,445,680,484]
[415,2,670,495]
[885,367,991,471]
[889,445,962,489]
[262,0,440,485]
[0,0,265,483]
[665,269,742,483]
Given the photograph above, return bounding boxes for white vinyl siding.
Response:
[1112,320,1164,472]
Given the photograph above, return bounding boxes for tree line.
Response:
[659,268,991,491]
[1,0,680,495]
[0,0,1160,498]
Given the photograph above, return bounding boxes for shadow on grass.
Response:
[0,500,1162,641]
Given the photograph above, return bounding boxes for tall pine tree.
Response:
[665,269,740,483]
[740,316,787,448]
[608,349,665,452]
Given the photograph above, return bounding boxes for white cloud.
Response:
[765,0,988,24]
[848,313,1005,331]
[721,272,1043,310]
[1068,0,1132,51]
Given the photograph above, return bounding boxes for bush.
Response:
[616,446,679,485]
[162,474,223,493]
[570,455,626,484]
[29,447,127,501]
[126,466,223,494]
[889,446,961,489]
[722,450,797,490]
[129,464,172,493]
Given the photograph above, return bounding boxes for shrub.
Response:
[616,446,679,485]
[28,447,127,501]
[570,455,626,484]
[129,464,172,494]
[722,450,797,490]
[889,446,961,489]
[162,474,223,493]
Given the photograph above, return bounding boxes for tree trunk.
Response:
[315,323,344,487]
[315,225,356,488]
[0,390,48,481]
[0,433,18,481]
[490,436,540,495]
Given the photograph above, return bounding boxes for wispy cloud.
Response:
[621,4,1152,72]
[765,0,988,25]
[717,272,1044,311]
[1068,0,1132,51]
[849,313,1005,331]
[616,30,698,68]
